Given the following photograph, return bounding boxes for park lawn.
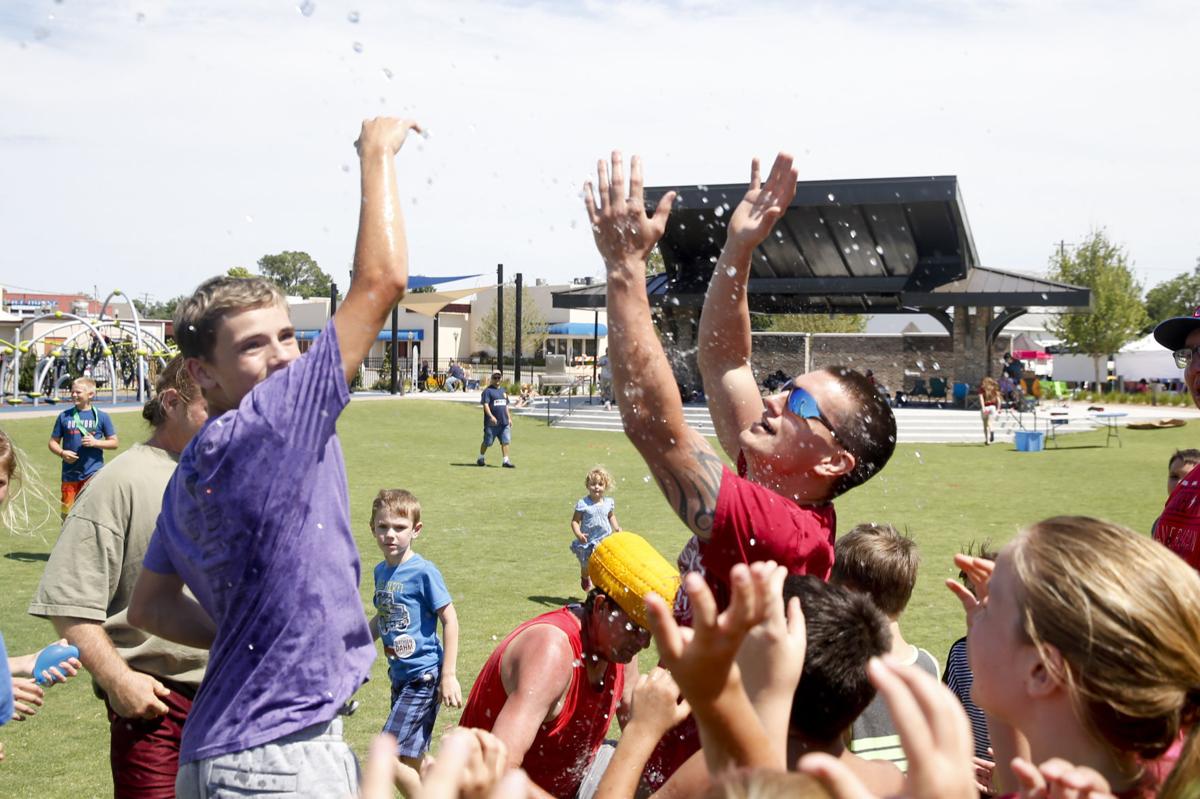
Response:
[0,398,1184,796]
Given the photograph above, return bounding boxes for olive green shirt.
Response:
[29,442,207,692]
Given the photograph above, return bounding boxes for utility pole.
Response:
[514,273,523,384]
[496,263,504,373]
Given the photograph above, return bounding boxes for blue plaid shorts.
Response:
[384,670,441,758]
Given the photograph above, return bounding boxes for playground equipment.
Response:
[0,290,175,406]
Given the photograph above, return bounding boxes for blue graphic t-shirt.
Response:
[373,554,452,685]
[481,386,510,427]
[51,406,115,482]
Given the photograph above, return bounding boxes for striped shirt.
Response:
[943,636,992,760]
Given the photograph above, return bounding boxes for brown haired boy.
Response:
[830,522,938,773]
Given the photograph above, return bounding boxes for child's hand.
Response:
[643,561,775,708]
[628,667,691,738]
[441,674,463,708]
[946,554,995,632]
[35,639,82,685]
[11,677,45,720]
[416,728,523,799]
[735,564,806,701]
[62,450,79,464]
[80,433,98,447]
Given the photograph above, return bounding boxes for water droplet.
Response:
[297,0,315,16]
[643,475,651,483]
[347,10,359,22]
[700,196,709,204]
[340,164,350,173]
[749,537,756,546]
[382,67,393,80]
[875,245,884,254]
[713,206,724,217]
[849,230,857,238]
[244,214,254,223]
[248,643,255,651]
[352,41,363,53]
[827,193,835,202]
[135,11,145,23]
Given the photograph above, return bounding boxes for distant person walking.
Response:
[47,377,119,517]
[477,371,514,468]
[979,377,1001,445]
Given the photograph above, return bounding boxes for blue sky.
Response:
[1,0,1197,303]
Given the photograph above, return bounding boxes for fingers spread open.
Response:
[645,591,684,660]
[608,151,625,210]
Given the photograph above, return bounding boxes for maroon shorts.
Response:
[105,679,194,799]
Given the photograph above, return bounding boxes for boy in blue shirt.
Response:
[47,376,118,516]
[477,370,514,468]
[369,489,460,797]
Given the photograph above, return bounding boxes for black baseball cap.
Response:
[1153,306,1200,351]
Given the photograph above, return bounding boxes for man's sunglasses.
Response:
[1173,346,1200,369]
[781,381,841,442]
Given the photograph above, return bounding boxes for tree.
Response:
[1049,230,1147,387]
[133,295,186,321]
[474,286,548,359]
[256,251,332,298]
[750,313,866,333]
[226,266,253,279]
[1144,258,1200,329]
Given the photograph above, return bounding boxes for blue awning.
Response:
[408,274,482,290]
[296,329,424,341]
[547,322,607,336]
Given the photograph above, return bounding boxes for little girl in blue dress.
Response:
[569,466,621,591]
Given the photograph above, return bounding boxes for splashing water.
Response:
[347,10,359,22]
[352,41,363,53]
[297,0,316,16]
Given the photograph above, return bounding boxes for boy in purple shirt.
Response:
[128,116,421,799]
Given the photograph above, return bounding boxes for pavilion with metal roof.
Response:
[554,175,1089,388]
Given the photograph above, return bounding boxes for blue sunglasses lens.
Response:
[786,386,821,419]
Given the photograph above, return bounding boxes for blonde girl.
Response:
[569,466,621,592]
[979,376,1001,445]
[952,516,1200,797]
[0,428,55,536]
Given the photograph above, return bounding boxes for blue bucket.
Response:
[1014,430,1045,452]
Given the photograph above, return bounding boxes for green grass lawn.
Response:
[0,399,1185,796]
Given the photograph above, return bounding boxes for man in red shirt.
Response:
[458,533,678,799]
[582,152,897,792]
[1153,306,1200,570]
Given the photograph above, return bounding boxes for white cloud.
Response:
[1,0,1197,300]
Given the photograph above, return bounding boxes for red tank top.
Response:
[459,607,624,799]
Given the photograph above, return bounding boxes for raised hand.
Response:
[736,563,806,702]
[643,561,775,706]
[799,658,976,799]
[583,152,675,277]
[725,153,798,252]
[946,553,995,631]
[355,117,422,158]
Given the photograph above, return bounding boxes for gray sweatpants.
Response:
[176,718,358,798]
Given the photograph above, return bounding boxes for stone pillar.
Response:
[951,304,994,387]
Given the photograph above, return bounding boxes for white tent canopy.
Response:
[1114,333,1179,382]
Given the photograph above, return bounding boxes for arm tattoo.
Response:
[655,442,725,539]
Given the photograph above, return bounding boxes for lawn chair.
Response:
[909,378,929,402]
[537,354,576,394]
[928,377,948,405]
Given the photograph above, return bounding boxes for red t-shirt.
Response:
[645,466,837,790]
[459,607,623,799]
[673,465,836,624]
[1154,461,1200,572]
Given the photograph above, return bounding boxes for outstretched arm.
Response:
[584,152,725,541]
[698,154,798,460]
[333,117,420,384]
[127,569,216,650]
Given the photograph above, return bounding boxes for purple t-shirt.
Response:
[143,320,373,763]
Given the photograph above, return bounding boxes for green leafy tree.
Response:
[256,251,332,298]
[1144,259,1200,329]
[750,313,866,333]
[226,266,253,279]
[474,286,548,359]
[1049,230,1148,386]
